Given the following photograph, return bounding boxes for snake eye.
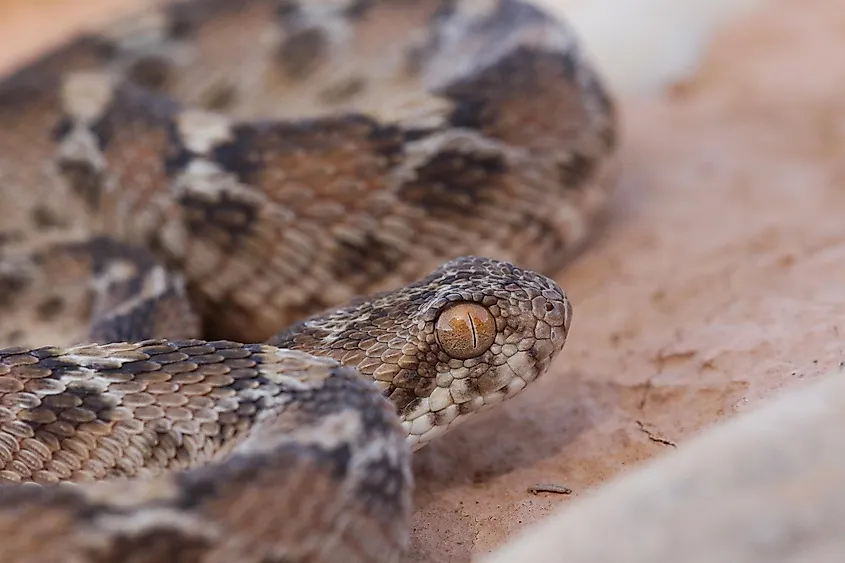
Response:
[435,302,496,360]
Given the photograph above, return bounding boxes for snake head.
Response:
[392,256,571,449]
[272,256,571,450]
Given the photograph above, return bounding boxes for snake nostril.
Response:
[542,300,568,328]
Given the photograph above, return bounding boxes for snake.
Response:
[0,0,617,561]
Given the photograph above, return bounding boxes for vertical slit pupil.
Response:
[466,312,478,348]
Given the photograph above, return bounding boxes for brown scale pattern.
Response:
[0,340,264,484]
[0,254,573,561]
[0,0,616,560]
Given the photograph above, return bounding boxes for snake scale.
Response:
[0,0,617,561]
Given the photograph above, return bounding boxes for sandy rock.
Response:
[484,369,845,562]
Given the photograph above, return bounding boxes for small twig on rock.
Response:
[636,420,677,447]
[527,483,573,495]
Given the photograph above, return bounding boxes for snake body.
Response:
[0,0,617,561]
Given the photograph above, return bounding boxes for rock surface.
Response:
[484,370,845,562]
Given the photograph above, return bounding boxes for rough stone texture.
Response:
[2,0,844,562]
[483,370,845,562]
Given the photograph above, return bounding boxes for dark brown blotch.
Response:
[0,230,24,248]
[0,270,29,308]
[318,76,366,105]
[93,529,212,563]
[206,125,262,185]
[366,121,411,163]
[434,0,459,19]
[444,46,577,131]
[126,55,172,91]
[199,81,238,111]
[557,151,596,190]
[75,236,158,277]
[30,205,69,229]
[344,0,374,18]
[27,347,66,361]
[36,296,65,321]
[34,356,97,378]
[274,0,301,23]
[57,158,103,211]
[210,115,406,186]
[163,121,196,176]
[87,36,119,61]
[178,189,259,246]
[469,0,547,37]
[166,6,200,39]
[84,83,181,153]
[397,149,506,220]
[348,447,410,521]
[51,117,74,143]
[58,86,184,210]
[329,233,404,287]
[165,0,257,41]
[90,290,189,344]
[388,387,417,414]
[277,27,328,79]
[414,376,436,398]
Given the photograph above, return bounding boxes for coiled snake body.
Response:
[0,0,617,561]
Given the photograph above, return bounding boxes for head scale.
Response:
[270,256,571,449]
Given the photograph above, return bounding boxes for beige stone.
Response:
[484,369,845,562]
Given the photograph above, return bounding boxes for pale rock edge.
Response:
[536,0,768,94]
[482,369,845,562]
